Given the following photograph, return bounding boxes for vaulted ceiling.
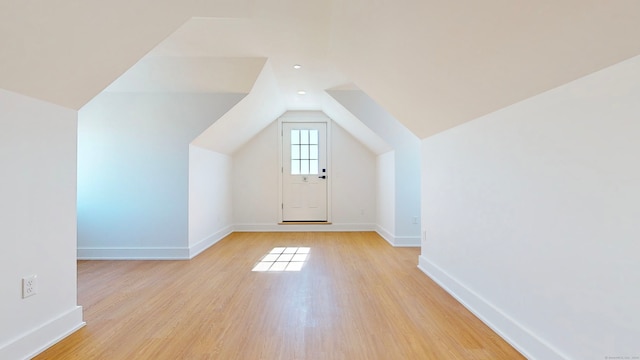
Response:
[2,0,640,143]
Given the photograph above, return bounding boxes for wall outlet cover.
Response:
[22,275,37,298]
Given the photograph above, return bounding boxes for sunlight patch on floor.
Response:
[252,247,310,272]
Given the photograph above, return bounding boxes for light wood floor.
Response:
[35,232,524,359]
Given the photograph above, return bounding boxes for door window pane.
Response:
[290,129,320,175]
[291,130,300,144]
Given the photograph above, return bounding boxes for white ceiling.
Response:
[144,3,345,110]
[2,0,640,142]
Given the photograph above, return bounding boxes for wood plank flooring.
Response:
[35,232,524,359]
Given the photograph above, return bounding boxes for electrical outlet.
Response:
[412,216,418,224]
[22,275,37,298]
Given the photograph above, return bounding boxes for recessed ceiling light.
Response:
[297,90,306,95]
[293,64,302,69]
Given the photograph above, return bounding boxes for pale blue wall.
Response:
[78,92,244,257]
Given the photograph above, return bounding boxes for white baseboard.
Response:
[77,224,413,259]
[392,235,421,247]
[418,256,566,360]
[77,246,189,260]
[0,306,85,360]
[376,225,395,246]
[376,226,421,247]
[189,226,233,259]
[234,223,376,232]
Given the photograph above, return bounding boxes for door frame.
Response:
[278,117,332,223]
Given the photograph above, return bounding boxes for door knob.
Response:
[318,175,326,179]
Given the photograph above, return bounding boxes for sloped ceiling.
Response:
[0,0,251,109]
[147,3,344,111]
[105,56,267,94]
[191,60,286,154]
[2,0,640,141]
[329,0,640,138]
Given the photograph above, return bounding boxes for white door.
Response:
[282,122,327,222]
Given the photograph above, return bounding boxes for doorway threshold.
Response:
[279,221,332,225]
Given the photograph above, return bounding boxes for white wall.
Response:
[0,89,84,359]
[78,92,244,259]
[376,151,395,239]
[328,89,421,245]
[330,119,377,225]
[419,55,640,359]
[188,145,233,257]
[232,120,280,225]
[233,116,376,230]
